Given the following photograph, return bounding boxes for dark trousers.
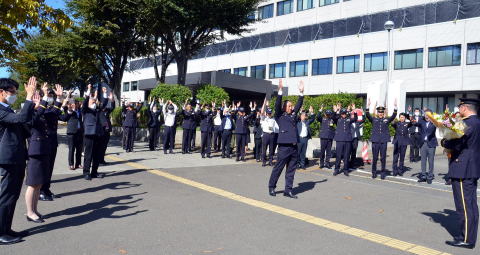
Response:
[236,133,247,158]
[221,130,232,156]
[420,143,436,180]
[148,126,159,151]
[268,144,298,193]
[320,138,333,166]
[100,132,110,163]
[0,163,26,235]
[190,129,196,149]
[451,178,479,245]
[392,143,407,175]
[182,129,193,153]
[67,133,83,167]
[372,142,387,175]
[124,127,135,152]
[410,133,421,161]
[262,133,275,164]
[254,137,262,160]
[213,128,222,151]
[297,137,309,168]
[41,144,57,195]
[83,135,102,176]
[163,126,175,152]
[350,138,359,166]
[201,131,212,156]
[335,141,352,171]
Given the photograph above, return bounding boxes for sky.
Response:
[0,0,67,78]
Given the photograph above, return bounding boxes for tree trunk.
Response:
[152,53,161,82]
[176,54,188,85]
[160,52,168,84]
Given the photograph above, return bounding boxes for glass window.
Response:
[394,49,423,70]
[247,12,256,20]
[277,0,293,16]
[131,81,138,91]
[289,60,308,77]
[428,45,461,67]
[219,69,231,73]
[320,0,339,7]
[337,55,360,74]
[250,65,266,79]
[269,63,286,78]
[297,0,314,11]
[467,42,480,65]
[364,52,388,72]
[234,67,248,76]
[312,58,333,75]
[258,4,274,20]
[123,82,130,92]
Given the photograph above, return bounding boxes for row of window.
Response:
[219,43,480,79]
[258,0,344,20]
[123,81,138,92]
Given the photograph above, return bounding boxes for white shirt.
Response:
[261,116,276,134]
[224,117,232,130]
[299,121,308,138]
[425,122,430,141]
[162,103,177,127]
[213,113,222,126]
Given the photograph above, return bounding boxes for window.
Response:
[269,63,286,78]
[320,0,339,7]
[250,65,266,79]
[290,60,308,77]
[394,49,423,70]
[277,0,293,16]
[247,12,256,20]
[219,69,231,73]
[312,58,333,75]
[337,55,360,73]
[297,0,313,11]
[234,67,248,76]
[428,45,461,67]
[364,52,388,72]
[467,42,480,65]
[258,4,274,20]
[123,82,130,92]
[131,81,138,91]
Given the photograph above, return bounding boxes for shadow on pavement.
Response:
[55,182,142,198]
[28,193,148,236]
[292,179,328,195]
[422,209,461,239]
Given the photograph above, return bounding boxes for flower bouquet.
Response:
[425,111,466,158]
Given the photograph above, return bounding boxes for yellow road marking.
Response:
[106,155,451,255]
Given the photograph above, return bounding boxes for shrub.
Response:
[149,83,192,106]
[196,84,229,105]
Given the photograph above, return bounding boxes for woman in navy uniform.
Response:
[442,98,480,249]
[391,113,412,176]
[24,92,49,223]
[333,108,357,176]
[233,101,256,162]
[317,107,337,169]
[62,98,84,170]
[365,99,397,179]
[268,80,304,199]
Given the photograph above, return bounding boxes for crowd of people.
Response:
[0,77,478,249]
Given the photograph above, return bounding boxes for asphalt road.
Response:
[3,133,478,255]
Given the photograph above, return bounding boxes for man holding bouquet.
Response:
[441,98,480,249]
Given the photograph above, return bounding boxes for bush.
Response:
[196,84,229,105]
[149,83,192,106]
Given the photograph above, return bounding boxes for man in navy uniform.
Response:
[333,108,357,176]
[220,107,234,158]
[233,102,256,162]
[366,99,397,179]
[317,108,336,169]
[413,109,437,184]
[442,98,480,249]
[268,80,304,199]
[198,103,214,158]
[297,106,315,169]
[181,100,197,154]
[392,113,412,176]
[122,101,141,153]
[0,77,36,244]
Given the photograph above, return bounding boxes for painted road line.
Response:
[106,155,452,255]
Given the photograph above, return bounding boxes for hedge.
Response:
[195,84,229,105]
[149,83,192,106]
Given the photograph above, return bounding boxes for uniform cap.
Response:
[458,98,480,107]
[238,107,245,113]
[340,108,348,114]
[376,106,386,113]
[266,108,273,114]
[325,109,333,115]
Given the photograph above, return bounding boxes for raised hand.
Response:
[212,102,216,108]
[54,84,64,97]
[108,92,113,101]
[298,80,304,94]
[278,79,283,91]
[253,102,257,109]
[236,101,241,107]
[25,76,37,100]
[394,98,398,108]
[309,105,314,113]
[41,82,49,96]
[408,105,412,112]
[352,103,356,109]
[32,91,41,106]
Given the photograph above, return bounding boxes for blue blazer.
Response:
[28,101,51,156]
[415,119,438,148]
[296,115,315,140]
[316,112,337,139]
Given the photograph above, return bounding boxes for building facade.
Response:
[122,0,480,113]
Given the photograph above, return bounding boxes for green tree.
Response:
[0,0,71,67]
[195,84,229,105]
[149,83,192,106]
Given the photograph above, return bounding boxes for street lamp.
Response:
[384,20,394,108]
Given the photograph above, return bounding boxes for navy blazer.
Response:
[316,112,337,139]
[443,115,480,179]
[275,94,304,144]
[253,117,263,139]
[147,104,162,128]
[61,107,83,135]
[43,100,64,147]
[366,109,397,143]
[334,114,357,142]
[234,110,256,135]
[392,121,412,146]
[414,118,438,148]
[198,110,214,132]
[28,103,50,156]
[82,97,105,136]
[221,115,235,131]
[297,114,315,140]
[0,100,34,164]
[100,99,114,132]
[182,109,196,130]
[122,104,141,128]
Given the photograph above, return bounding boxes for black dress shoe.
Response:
[201,154,205,158]
[343,170,349,176]
[445,240,475,249]
[207,155,212,158]
[0,235,22,245]
[333,170,340,176]
[235,157,240,162]
[372,173,377,179]
[91,173,104,179]
[84,174,92,181]
[268,162,273,166]
[221,155,225,158]
[319,164,325,169]
[283,192,298,199]
[8,230,29,238]
[26,215,45,223]
[381,173,386,180]
[262,163,266,167]
[417,178,426,183]
[169,150,174,154]
[39,194,53,201]
[269,188,276,196]
[426,179,432,184]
